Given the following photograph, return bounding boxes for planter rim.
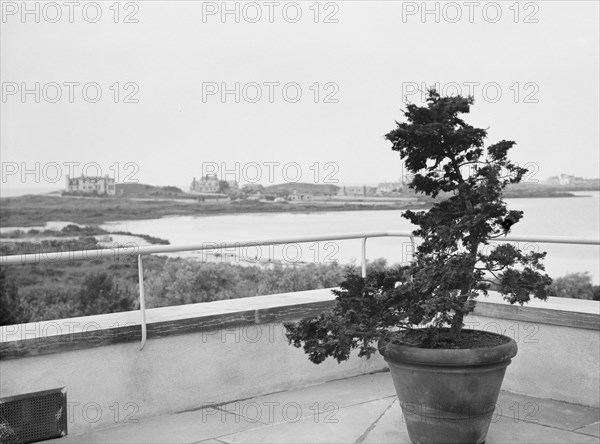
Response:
[378,330,518,367]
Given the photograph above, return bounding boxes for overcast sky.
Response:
[1,1,598,193]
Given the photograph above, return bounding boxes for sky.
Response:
[1,0,599,195]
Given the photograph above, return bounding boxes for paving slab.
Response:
[214,371,396,426]
[359,398,410,444]
[40,372,600,444]
[193,440,229,444]
[575,421,600,438]
[44,407,259,444]
[216,398,396,443]
[360,397,600,444]
[485,415,600,443]
[495,390,600,432]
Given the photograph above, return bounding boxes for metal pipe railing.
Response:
[137,254,147,350]
[1,231,598,349]
[0,231,410,265]
[490,235,600,245]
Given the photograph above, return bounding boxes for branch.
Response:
[450,158,465,184]
[487,269,501,280]
[457,160,489,167]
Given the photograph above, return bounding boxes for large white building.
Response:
[190,175,220,193]
[65,175,116,196]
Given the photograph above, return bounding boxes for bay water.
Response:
[101,192,600,284]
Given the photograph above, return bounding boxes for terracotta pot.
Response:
[378,332,518,444]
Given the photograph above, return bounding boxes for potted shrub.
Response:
[284,89,552,444]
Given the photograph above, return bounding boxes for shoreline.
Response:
[0,194,425,228]
[1,191,596,228]
[0,204,416,229]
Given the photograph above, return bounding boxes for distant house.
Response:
[247,191,263,201]
[338,185,367,197]
[288,190,313,201]
[65,175,116,196]
[377,182,403,194]
[190,174,220,193]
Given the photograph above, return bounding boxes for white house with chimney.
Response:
[65,175,116,196]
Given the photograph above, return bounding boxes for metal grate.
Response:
[0,388,67,444]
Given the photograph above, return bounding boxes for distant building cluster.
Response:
[63,171,409,200]
[338,185,373,197]
[337,182,404,197]
[288,190,313,201]
[377,182,404,194]
[240,186,320,202]
[62,170,410,200]
[65,175,116,196]
[546,174,589,185]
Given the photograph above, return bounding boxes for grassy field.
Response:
[0,194,416,227]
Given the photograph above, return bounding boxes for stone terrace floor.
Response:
[46,372,600,444]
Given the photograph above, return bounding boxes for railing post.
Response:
[361,237,367,278]
[138,254,147,350]
[409,235,416,261]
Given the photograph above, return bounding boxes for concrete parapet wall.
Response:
[1,289,598,436]
[0,289,386,435]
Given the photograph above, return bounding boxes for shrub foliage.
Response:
[285,90,553,361]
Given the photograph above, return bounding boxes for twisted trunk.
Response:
[450,243,479,341]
